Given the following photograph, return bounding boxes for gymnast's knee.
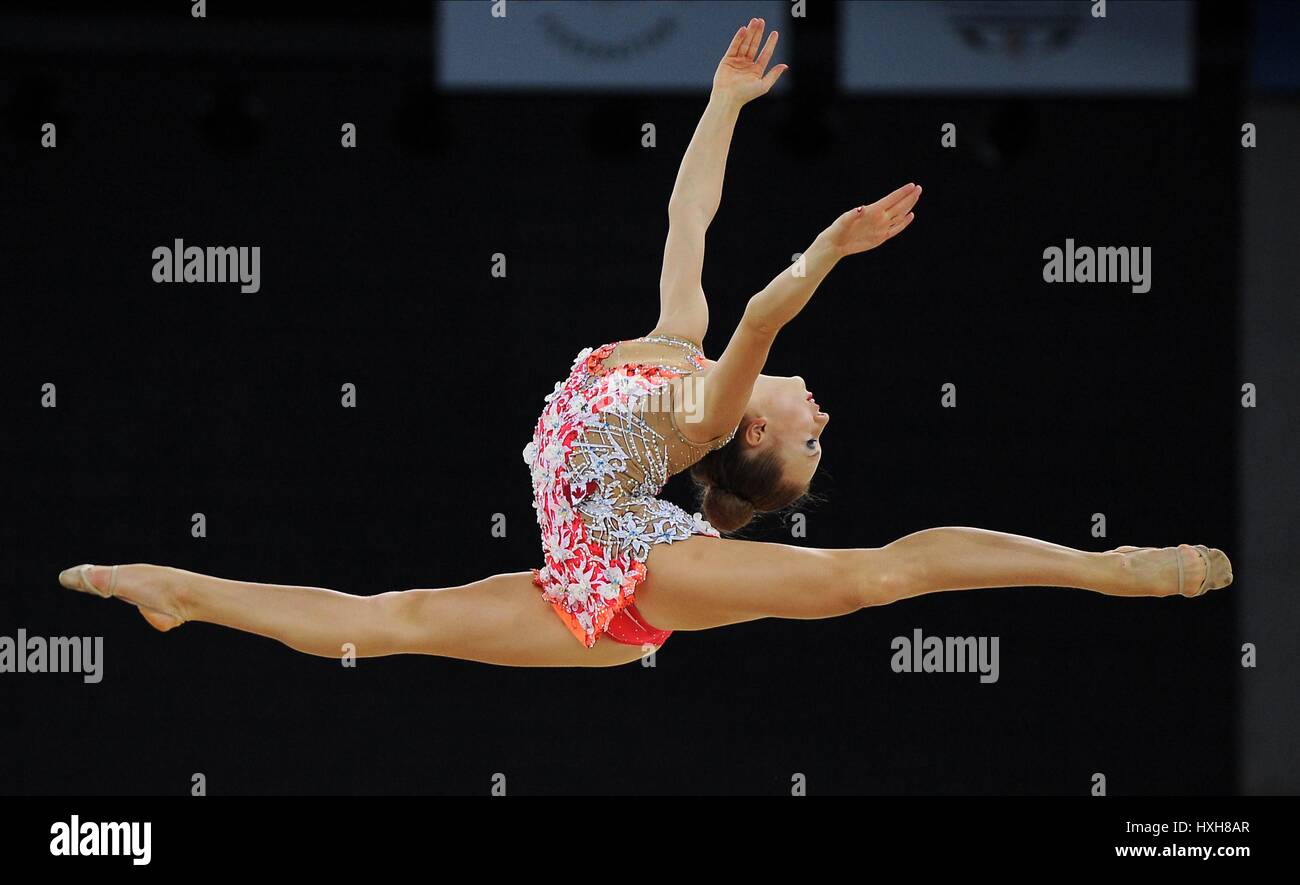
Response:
[368,588,443,656]
[848,546,922,608]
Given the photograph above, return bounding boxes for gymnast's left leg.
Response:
[56,564,648,668]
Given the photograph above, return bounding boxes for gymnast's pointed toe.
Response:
[58,563,187,630]
[1204,546,1233,591]
[58,563,118,598]
[1176,545,1233,597]
[57,565,86,591]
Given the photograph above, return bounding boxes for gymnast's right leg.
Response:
[57,565,648,668]
[633,527,1231,633]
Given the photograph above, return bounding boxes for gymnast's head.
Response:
[690,372,829,534]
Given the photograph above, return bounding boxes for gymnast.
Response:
[59,18,1231,667]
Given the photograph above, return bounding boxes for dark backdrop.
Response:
[1,2,1244,794]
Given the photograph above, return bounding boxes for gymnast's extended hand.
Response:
[732,182,923,341]
[822,183,922,256]
[711,17,788,105]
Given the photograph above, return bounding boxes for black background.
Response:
[1,1,1247,795]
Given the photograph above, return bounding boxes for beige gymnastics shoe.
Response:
[58,563,118,598]
[57,563,187,631]
[1109,545,1233,597]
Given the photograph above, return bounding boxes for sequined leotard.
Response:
[523,333,738,649]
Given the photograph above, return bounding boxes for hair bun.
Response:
[702,484,755,534]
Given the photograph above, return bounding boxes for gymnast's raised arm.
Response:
[690,184,923,442]
[650,17,787,346]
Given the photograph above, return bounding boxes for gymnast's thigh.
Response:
[633,535,866,631]
[401,571,649,668]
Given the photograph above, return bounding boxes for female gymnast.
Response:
[58,18,1231,667]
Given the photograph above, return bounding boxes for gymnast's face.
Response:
[744,373,829,486]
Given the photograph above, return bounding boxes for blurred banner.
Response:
[437,0,789,91]
[840,0,1191,93]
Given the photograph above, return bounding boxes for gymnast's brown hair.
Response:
[689,416,817,534]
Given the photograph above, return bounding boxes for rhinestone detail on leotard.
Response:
[523,335,738,648]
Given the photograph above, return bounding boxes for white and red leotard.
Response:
[523,334,738,649]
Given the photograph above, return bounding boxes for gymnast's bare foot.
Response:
[1110,544,1233,597]
[57,563,188,631]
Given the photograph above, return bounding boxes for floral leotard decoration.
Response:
[523,334,738,649]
